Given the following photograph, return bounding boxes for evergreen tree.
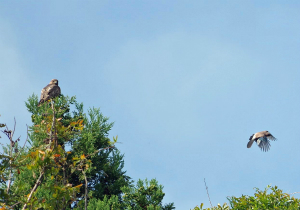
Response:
[69,107,132,208]
[86,178,175,210]
[2,94,131,209]
[1,95,174,210]
[121,178,175,210]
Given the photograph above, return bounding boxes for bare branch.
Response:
[14,125,29,160]
[12,117,16,140]
[204,178,213,208]
[5,122,15,194]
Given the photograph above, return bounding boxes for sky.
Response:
[0,1,300,209]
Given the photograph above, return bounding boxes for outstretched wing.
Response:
[256,136,271,152]
[267,134,276,141]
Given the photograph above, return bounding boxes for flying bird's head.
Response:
[50,79,59,85]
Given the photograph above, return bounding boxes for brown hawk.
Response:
[247,131,277,152]
[38,79,61,105]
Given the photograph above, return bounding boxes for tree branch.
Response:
[14,124,29,160]
[204,178,213,208]
[10,201,21,208]
[22,168,45,210]
[49,99,56,147]
[83,170,88,210]
[6,120,16,194]
[85,146,115,158]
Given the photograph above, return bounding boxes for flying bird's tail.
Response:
[247,139,255,148]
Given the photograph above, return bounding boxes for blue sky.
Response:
[0,1,300,209]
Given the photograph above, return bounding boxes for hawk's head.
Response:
[50,79,59,85]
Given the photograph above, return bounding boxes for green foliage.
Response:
[192,185,300,210]
[228,185,300,210]
[84,178,174,210]
[122,178,175,210]
[87,195,122,210]
[1,95,174,209]
[70,107,132,205]
[191,203,230,210]
[5,95,86,209]
[0,94,132,209]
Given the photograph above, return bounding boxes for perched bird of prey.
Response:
[247,131,276,152]
[38,79,61,105]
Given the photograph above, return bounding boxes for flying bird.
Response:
[38,79,61,105]
[247,131,276,152]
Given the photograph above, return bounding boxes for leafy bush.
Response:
[228,185,300,210]
[192,185,300,210]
